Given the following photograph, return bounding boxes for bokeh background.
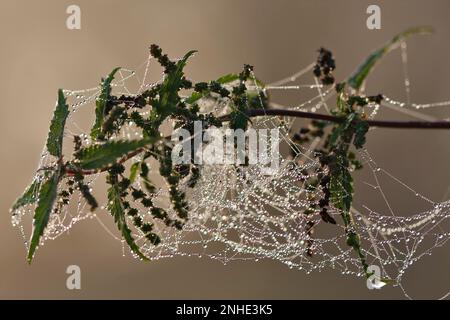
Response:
[1,0,450,299]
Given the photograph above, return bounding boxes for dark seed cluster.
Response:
[288,49,372,264]
[150,44,176,74]
[313,47,336,86]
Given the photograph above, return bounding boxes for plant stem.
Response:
[222,109,450,129]
[65,108,450,176]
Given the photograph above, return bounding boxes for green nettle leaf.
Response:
[328,114,354,147]
[11,179,42,211]
[329,162,353,217]
[155,50,197,115]
[348,26,432,90]
[75,138,156,170]
[329,155,368,274]
[129,162,141,183]
[336,89,349,114]
[27,170,60,263]
[353,120,370,149]
[91,67,120,139]
[46,89,69,157]
[107,184,148,261]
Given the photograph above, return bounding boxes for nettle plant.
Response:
[11,27,450,284]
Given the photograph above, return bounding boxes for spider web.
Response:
[10,43,450,298]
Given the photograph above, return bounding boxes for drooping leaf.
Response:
[11,179,42,211]
[75,138,156,170]
[336,88,349,114]
[46,89,69,157]
[91,67,120,139]
[348,26,433,90]
[27,170,60,263]
[107,184,148,261]
[329,153,368,274]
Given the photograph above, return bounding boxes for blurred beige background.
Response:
[1,0,450,299]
